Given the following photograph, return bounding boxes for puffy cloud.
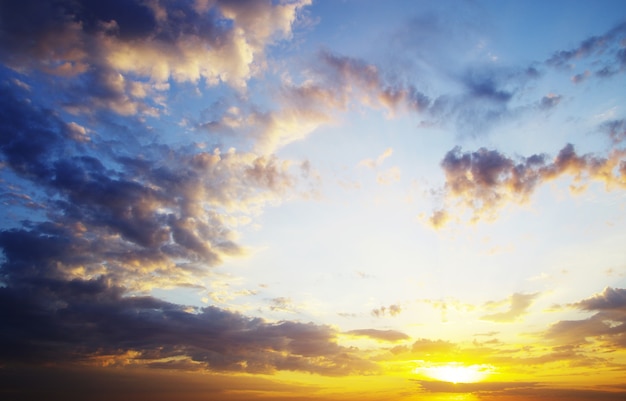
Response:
[430,140,626,226]
[574,287,626,311]
[0,0,311,115]
[480,293,539,323]
[0,83,298,292]
[0,76,378,377]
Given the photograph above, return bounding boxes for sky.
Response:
[1,0,626,400]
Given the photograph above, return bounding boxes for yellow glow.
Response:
[417,362,494,384]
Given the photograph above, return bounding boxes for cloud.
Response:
[543,288,626,348]
[416,379,539,394]
[358,148,393,169]
[0,83,302,292]
[0,76,380,378]
[371,304,402,318]
[574,287,626,311]
[269,296,296,313]
[481,293,539,322]
[0,280,377,375]
[200,81,344,153]
[376,166,401,185]
[546,21,626,76]
[317,50,431,116]
[411,339,456,355]
[344,329,409,342]
[539,93,563,110]
[602,119,626,144]
[0,0,311,115]
[571,70,591,84]
[430,139,626,226]
[415,379,626,399]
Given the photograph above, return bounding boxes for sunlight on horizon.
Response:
[416,362,496,384]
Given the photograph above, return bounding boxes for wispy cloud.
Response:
[481,293,540,323]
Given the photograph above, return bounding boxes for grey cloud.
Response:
[575,287,626,311]
[539,93,563,110]
[571,70,591,84]
[269,297,295,312]
[543,288,626,348]
[0,81,297,291]
[0,76,364,378]
[544,311,626,348]
[0,279,376,376]
[0,0,309,115]
[602,119,626,144]
[431,139,626,226]
[371,303,402,318]
[411,338,456,355]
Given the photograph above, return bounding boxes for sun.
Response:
[417,362,494,384]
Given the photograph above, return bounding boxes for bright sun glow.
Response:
[417,363,495,384]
